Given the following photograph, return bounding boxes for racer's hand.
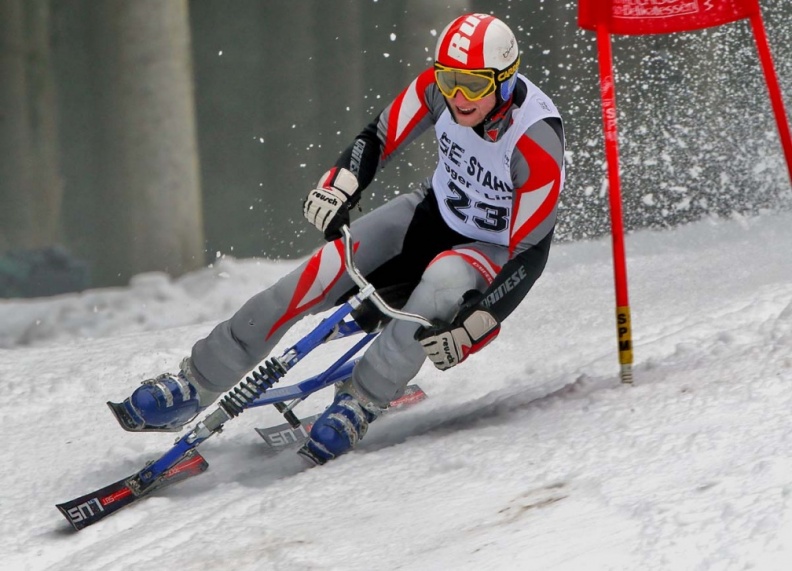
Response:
[415,294,500,371]
[303,167,358,241]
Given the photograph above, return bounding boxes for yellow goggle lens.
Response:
[434,65,496,102]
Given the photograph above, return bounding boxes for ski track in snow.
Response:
[1,212,792,570]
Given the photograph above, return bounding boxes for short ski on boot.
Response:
[56,449,208,531]
[256,384,427,452]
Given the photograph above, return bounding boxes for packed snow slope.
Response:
[1,211,792,570]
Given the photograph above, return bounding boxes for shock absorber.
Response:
[219,358,288,418]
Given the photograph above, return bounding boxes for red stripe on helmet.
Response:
[436,13,496,69]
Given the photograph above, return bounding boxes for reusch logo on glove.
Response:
[441,337,457,364]
[313,192,339,206]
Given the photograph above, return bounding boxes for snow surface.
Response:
[2,211,792,570]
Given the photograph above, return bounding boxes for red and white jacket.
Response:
[332,70,565,322]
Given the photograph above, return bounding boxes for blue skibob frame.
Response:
[134,225,431,487]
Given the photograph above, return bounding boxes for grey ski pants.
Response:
[190,188,510,406]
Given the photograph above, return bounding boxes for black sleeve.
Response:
[478,228,554,322]
[333,116,384,203]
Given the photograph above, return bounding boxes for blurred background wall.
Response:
[1,0,790,295]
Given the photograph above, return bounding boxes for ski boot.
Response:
[298,382,385,465]
[107,358,218,432]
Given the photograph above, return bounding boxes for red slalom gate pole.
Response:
[749,11,792,186]
[596,24,633,384]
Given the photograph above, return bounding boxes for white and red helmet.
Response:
[434,14,520,101]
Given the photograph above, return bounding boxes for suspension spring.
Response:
[219,358,288,418]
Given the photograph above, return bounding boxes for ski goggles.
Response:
[434,63,497,101]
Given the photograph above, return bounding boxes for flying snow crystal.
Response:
[218,50,223,56]
[390,33,397,41]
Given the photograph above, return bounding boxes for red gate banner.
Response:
[577,0,791,383]
[579,0,760,35]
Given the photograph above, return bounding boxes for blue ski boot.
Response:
[298,383,385,465]
[107,358,218,432]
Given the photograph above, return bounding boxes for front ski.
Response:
[56,449,208,531]
[256,384,427,451]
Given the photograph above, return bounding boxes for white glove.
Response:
[303,167,359,240]
[416,306,500,371]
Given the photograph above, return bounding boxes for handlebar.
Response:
[340,225,433,329]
